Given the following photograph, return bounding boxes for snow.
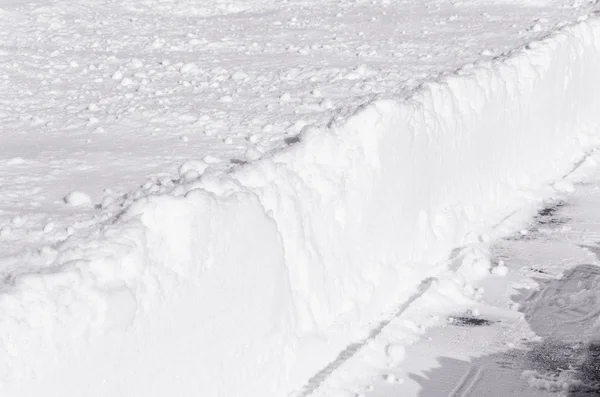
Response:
[63,191,92,207]
[356,155,600,397]
[490,259,509,276]
[0,0,600,396]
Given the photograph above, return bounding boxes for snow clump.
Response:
[63,191,92,207]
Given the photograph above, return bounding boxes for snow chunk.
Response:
[385,343,406,364]
[43,222,54,233]
[180,62,198,74]
[128,58,144,69]
[63,191,92,207]
[230,71,248,80]
[553,180,575,193]
[202,155,221,164]
[385,374,397,383]
[491,260,509,276]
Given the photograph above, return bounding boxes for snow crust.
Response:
[1,16,600,397]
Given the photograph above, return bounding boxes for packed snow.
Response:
[0,0,600,396]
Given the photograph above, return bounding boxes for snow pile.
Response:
[2,17,600,397]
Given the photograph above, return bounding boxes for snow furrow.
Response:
[1,15,600,397]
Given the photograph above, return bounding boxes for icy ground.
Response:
[0,0,597,257]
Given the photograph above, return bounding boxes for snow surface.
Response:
[1,0,600,396]
[1,0,599,257]
[357,154,600,397]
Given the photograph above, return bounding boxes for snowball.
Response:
[64,191,92,207]
[385,343,406,364]
[0,226,11,236]
[43,222,55,233]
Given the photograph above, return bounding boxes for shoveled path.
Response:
[363,161,600,396]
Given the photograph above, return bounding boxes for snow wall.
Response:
[2,17,600,397]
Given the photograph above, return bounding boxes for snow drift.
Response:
[2,17,600,397]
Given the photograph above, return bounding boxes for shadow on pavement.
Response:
[409,264,600,396]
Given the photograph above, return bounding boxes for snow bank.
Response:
[2,17,600,397]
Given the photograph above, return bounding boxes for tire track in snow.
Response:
[448,365,484,397]
[296,277,436,397]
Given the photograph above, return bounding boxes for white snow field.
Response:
[1,0,600,395]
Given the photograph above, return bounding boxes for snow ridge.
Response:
[2,17,600,397]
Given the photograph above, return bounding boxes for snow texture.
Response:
[1,5,600,397]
